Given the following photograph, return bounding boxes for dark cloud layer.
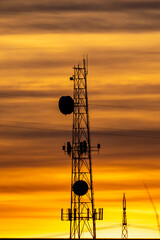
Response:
[91,84,160,96]
[0,126,159,168]
[0,122,160,140]
[0,89,60,99]
[0,0,160,14]
[0,126,69,139]
[0,58,73,70]
[1,49,160,72]
[0,84,160,99]
[0,0,160,33]
[0,179,158,194]
[0,183,69,194]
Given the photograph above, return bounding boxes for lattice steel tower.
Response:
[59,58,103,239]
[122,193,128,239]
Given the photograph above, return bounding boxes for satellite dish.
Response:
[72,180,88,196]
[59,96,74,115]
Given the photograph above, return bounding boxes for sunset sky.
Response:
[0,0,160,238]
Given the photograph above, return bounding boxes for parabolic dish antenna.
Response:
[59,96,74,115]
[72,180,88,196]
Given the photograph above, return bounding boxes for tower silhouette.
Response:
[122,193,128,239]
[59,58,103,239]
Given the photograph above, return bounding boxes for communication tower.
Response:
[59,58,103,239]
[122,193,128,239]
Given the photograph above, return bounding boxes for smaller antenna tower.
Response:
[122,193,128,239]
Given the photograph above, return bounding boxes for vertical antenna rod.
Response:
[60,58,103,239]
[122,193,128,239]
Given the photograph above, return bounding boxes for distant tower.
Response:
[122,193,128,239]
[59,58,103,239]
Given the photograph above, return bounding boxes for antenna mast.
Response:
[60,58,103,239]
[122,193,128,239]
